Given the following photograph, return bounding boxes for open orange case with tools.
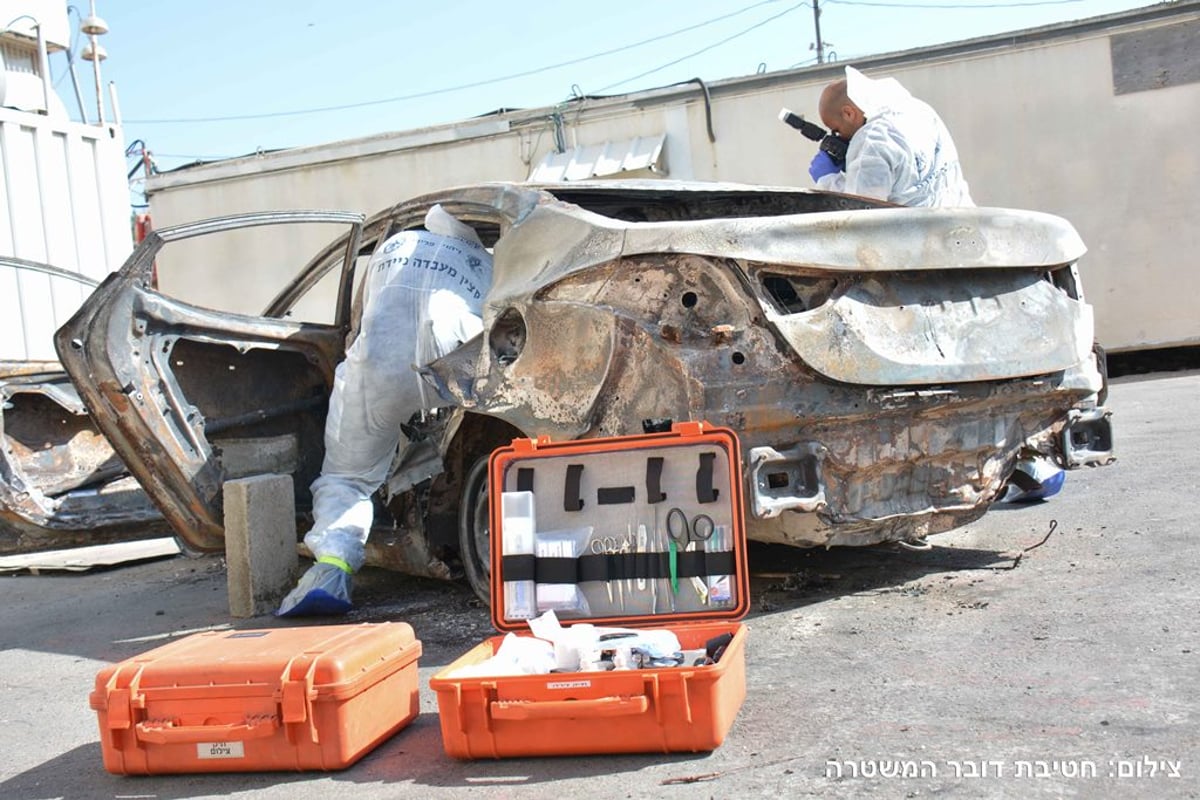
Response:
[89,622,421,774]
[429,421,750,759]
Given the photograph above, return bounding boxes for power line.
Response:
[826,0,1085,8]
[597,2,808,93]
[123,0,781,125]
[594,0,1090,95]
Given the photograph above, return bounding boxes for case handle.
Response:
[134,716,278,744]
[489,695,649,721]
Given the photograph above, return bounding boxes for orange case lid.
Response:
[90,623,422,710]
[487,421,749,632]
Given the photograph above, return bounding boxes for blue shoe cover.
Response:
[276,562,353,617]
[1016,468,1065,501]
[1002,457,1066,503]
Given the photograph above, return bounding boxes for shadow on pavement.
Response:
[5,530,1038,665]
[744,540,1020,618]
[0,741,315,800]
[2,714,721,797]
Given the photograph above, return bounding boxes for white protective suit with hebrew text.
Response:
[302,206,493,571]
[817,66,973,208]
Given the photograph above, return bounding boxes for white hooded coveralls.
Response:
[816,66,973,208]
[302,205,493,571]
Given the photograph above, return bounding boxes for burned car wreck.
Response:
[54,182,1115,600]
[1,258,164,554]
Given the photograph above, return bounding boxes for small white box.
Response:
[500,491,536,618]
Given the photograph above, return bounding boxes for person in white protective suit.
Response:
[808,65,974,208]
[277,205,493,616]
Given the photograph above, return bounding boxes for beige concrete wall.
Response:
[147,7,1198,351]
[672,26,1198,352]
[149,133,531,317]
[894,36,1198,352]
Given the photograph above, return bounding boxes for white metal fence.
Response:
[0,107,130,361]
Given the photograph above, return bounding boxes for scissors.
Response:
[666,508,715,547]
[590,535,630,609]
[590,535,628,555]
[665,508,714,597]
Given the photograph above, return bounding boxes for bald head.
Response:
[819,78,866,139]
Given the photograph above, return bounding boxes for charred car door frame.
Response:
[55,211,365,552]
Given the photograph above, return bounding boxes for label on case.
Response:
[547,680,592,690]
[197,741,245,759]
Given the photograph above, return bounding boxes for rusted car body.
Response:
[0,258,164,552]
[54,182,1114,599]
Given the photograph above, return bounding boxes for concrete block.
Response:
[223,473,299,617]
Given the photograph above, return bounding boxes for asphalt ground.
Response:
[2,369,1197,799]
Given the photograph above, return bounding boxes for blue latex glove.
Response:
[808,150,839,182]
[276,559,353,617]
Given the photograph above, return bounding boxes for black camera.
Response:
[779,108,848,169]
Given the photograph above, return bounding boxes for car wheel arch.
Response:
[439,412,526,603]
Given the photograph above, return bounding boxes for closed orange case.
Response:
[430,421,750,758]
[90,622,421,774]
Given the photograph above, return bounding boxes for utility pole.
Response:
[812,0,825,64]
[89,0,103,124]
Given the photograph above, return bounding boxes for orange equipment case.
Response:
[430,422,750,759]
[89,622,421,774]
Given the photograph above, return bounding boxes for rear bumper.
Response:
[743,385,1113,547]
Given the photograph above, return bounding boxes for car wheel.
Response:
[458,455,491,604]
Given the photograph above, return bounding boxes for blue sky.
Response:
[55,0,1156,184]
